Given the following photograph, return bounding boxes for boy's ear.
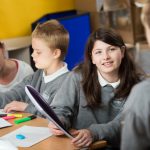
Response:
[53,48,61,59]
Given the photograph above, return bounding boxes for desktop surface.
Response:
[0,113,107,150]
[0,113,75,150]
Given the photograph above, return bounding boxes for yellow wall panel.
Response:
[0,0,75,39]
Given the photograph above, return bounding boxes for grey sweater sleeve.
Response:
[121,79,150,150]
[88,110,122,145]
[0,74,33,108]
[50,72,79,128]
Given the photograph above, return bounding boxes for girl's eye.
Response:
[95,50,102,54]
[109,48,116,51]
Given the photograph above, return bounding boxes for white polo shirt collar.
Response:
[98,71,120,88]
[43,62,69,83]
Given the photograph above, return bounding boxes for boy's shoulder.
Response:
[64,69,82,83]
[54,71,69,81]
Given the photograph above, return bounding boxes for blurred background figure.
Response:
[121,2,150,149]
[141,0,150,46]
[0,42,33,92]
[134,0,150,76]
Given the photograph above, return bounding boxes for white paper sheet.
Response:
[0,109,8,115]
[0,118,12,128]
[0,140,18,150]
[0,125,52,147]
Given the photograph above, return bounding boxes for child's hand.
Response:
[70,129,93,148]
[4,101,28,113]
[48,121,64,135]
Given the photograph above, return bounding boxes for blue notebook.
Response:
[25,85,73,139]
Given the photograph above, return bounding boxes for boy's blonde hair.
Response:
[32,19,69,60]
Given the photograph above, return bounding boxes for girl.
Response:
[49,27,143,149]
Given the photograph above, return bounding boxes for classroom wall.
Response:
[0,0,75,39]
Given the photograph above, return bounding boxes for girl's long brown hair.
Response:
[75,28,143,107]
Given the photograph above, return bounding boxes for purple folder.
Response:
[25,85,73,139]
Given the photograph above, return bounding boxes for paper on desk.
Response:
[0,118,12,128]
[0,125,52,147]
[0,109,8,115]
[0,109,14,115]
[0,109,12,128]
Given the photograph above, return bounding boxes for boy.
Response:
[141,0,150,46]
[0,19,70,117]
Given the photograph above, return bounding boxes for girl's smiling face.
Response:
[91,40,124,79]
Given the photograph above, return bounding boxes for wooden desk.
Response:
[0,114,107,150]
